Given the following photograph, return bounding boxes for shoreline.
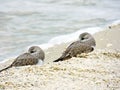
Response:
[0,23,120,90]
[0,19,120,63]
[44,23,120,63]
[0,23,120,67]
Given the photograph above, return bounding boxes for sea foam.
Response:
[38,26,102,50]
[38,19,120,50]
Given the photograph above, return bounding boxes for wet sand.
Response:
[0,24,120,90]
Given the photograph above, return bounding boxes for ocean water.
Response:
[0,0,120,61]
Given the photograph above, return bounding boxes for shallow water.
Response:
[0,0,120,61]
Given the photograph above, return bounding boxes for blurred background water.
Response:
[0,0,120,61]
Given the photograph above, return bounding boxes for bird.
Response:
[28,46,45,61]
[53,32,96,62]
[79,32,96,47]
[0,46,45,72]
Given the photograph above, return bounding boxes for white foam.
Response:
[38,43,54,50]
[49,27,102,44]
[109,20,120,27]
[29,19,120,50]
[37,26,102,50]
[39,19,120,50]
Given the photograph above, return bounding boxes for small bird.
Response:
[28,46,45,61]
[53,32,96,62]
[0,46,45,72]
[79,32,96,47]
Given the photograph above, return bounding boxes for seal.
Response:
[0,46,45,72]
[53,32,96,62]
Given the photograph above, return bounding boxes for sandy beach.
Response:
[0,24,120,90]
